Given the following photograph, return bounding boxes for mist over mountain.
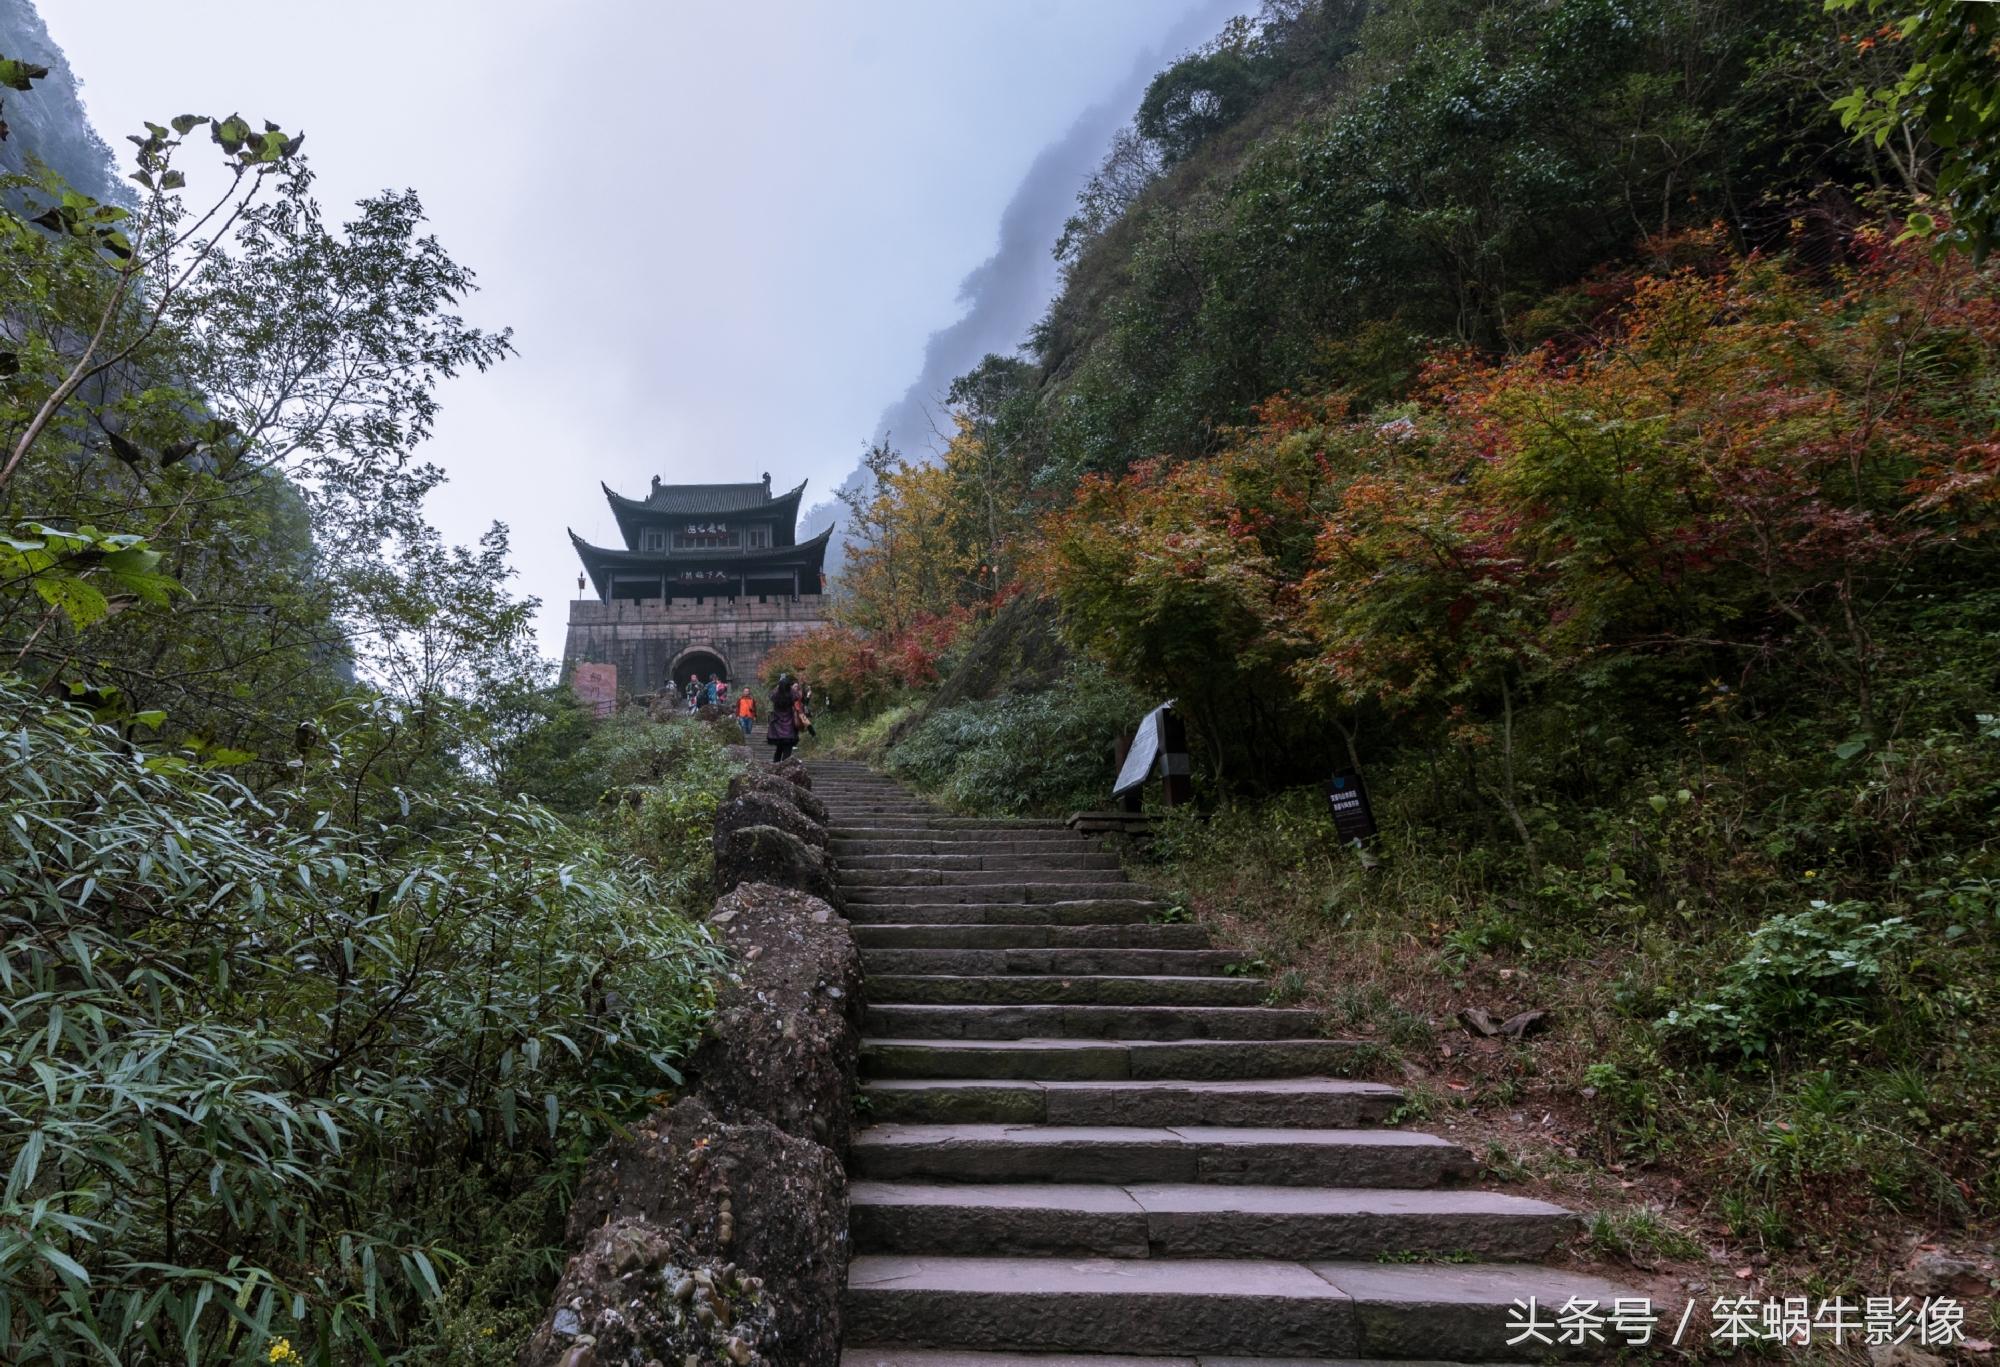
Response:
[800,0,1245,564]
[0,0,124,203]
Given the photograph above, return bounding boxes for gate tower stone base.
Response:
[561,596,828,701]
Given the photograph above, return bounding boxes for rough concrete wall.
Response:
[562,597,830,695]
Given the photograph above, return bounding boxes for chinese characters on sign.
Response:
[683,521,727,535]
[1505,1296,1966,1351]
[1325,770,1378,843]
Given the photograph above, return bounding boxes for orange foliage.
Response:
[1038,224,2000,733]
[763,606,979,710]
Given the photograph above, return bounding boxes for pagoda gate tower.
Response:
[562,472,833,708]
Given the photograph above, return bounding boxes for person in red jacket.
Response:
[735,685,756,739]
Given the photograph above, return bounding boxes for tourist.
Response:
[795,677,816,740]
[686,674,701,714]
[768,674,799,764]
[735,685,756,739]
[707,673,723,707]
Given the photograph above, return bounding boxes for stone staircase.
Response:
[812,759,1626,1365]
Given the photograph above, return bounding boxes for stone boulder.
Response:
[729,769,830,827]
[539,1097,847,1367]
[772,757,812,789]
[714,824,842,909]
[520,1217,780,1366]
[715,792,829,852]
[692,882,863,1154]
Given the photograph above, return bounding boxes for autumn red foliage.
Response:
[1038,225,2000,775]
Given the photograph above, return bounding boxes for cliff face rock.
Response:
[693,882,863,1156]
[0,0,128,204]
[890,591,1070,745]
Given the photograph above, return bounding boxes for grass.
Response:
[1589,1207,1705,1267]
[1119,744,2000,1326]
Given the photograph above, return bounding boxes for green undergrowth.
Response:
[881,662,1143,815]
[0,688,735,1364]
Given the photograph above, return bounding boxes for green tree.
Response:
[1830,0,2000,257]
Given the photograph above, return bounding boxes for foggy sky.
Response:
[799,0,1243,562]
[42,1,1226,655]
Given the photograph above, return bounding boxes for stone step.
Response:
[859,1078,1401,1128]
[848,868,1133,889]
[855,924,1212,951]
[831,820,1078,834]
[849,1182,1576,1261]
[845,901,1170,927]
[848,1124,1473,1188]
[867,975,1271,1008]
[845,884,1168,906]
[843,1353,1507,1367]
[861,1038,1370,1082]
[834,837,1097,856]
[844,1255,1628,1359]
[843,852,1125,872]
[865,1003,1320,1042]
[860,948,1247,978]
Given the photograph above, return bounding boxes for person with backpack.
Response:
[735,685,756,739]
[794,677,816,740]
[768,674,799,764]
[686,674,701,714]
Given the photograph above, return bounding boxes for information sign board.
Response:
[1325,769,1378,843]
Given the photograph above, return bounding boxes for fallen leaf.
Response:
[1446,1082,1471,1092]
[1459,1006,1501,1037]
[1734,1267,1754,1280]
[1960,1338,1992,1353]
[1499,1008,1549,1037]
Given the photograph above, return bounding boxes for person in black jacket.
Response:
[767,675,799,763]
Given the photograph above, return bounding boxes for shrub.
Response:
[0,681,724,1362]
[766,609,979,715]
[886,663,1145,814]
[1660,900,1918,1060]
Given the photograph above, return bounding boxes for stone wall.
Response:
[562,596,830,695]
[526,760,856,1367]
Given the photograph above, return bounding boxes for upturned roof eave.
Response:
[569,522,833,573]
[600,479,810,544]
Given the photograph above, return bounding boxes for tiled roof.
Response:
[635,482,775,514]
[600,478,810,550]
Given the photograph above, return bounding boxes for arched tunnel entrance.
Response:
[668,647,730,692]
